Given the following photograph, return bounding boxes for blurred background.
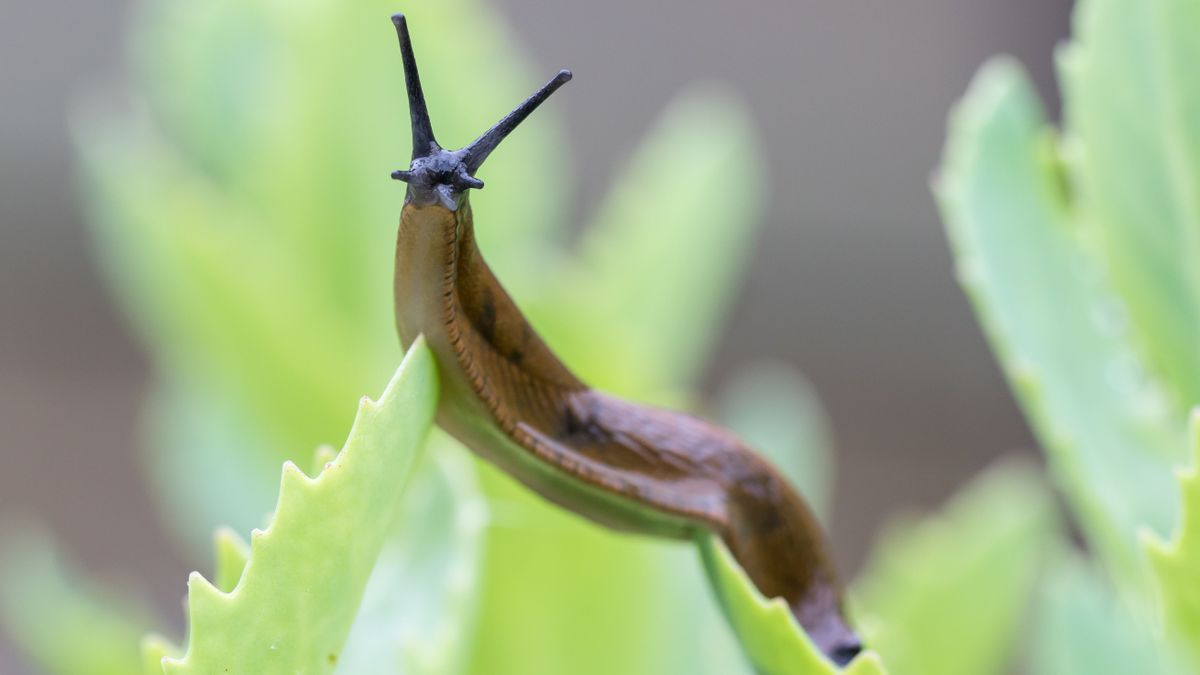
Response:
[0,0,1073,672]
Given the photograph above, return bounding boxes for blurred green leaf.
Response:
[464,453,756,675]
[697,535,888,675]
[1058,0,1200,408]
[336,435,486,675]
[79,117,380,470]
[140,374,286,548]
[0,531,155,675]
[1027,552,1184,675]
[525,88,764,399]
[1145,410,1200,666]
[852,460,1055,675]
[157,339,437,674]
[462,472,707,675]
[936,57,1184,581]
[211,527,250,593]
[141,635,182,675]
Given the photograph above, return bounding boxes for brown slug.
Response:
[387,14,862,666]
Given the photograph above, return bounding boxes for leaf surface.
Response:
[0,533,154,675]
[936,57,1183,581]
[1145,410,1200,666]
[1059,0,1200,407]
[159,339,437,674]
[852,461,1054,675]
[1028,552,1183,675]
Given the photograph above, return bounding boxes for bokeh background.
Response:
[0,1,1073,672]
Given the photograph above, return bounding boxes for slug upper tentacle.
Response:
[388,13,862,666]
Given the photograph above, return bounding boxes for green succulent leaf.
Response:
[0,531,155,675]
[697,535,888,675]
[211,527,251,593]
[79,117,382,472]
[1145,410,1200,665]
[140,374,287,549]
[936,57,1184,581]
[336,435,487,675]
[156,339,437,674]
[852,461,1055,675]
[571,87,764,391]
[523,87,765,400]
[1058,0,1200,408]
[141,634,182,675]
[461,464,749,675]
[1028,552,1184,675]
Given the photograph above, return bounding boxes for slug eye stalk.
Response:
[389,13,571,209]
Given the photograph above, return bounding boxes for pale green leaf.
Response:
[697,535,887,675]
[141,635,182,675]
[1145,409,1200,665]
[1028,552,1184,675]
[79,114,392,478]
[462,464,750,675]
[524,87,765,397]
[212,527,250,593]
[0,531,154,675]
[1059,0,1200,407]
[336,434,487,675]
[139,374,284,550]
[159,339,437,674]
[310,446,339,477]
[851,460,1055,675]
[936,57,1184,581]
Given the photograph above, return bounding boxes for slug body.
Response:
[388,14,861,666]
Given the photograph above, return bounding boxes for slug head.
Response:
[390,14,571,210]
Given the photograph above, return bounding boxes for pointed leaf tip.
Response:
[1145,411,1200,666]
[162,343,437,673]
[213,527,250,593]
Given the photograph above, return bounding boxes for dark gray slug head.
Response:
[390,14,571,210]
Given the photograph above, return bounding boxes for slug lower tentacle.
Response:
[387,13,862,666]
